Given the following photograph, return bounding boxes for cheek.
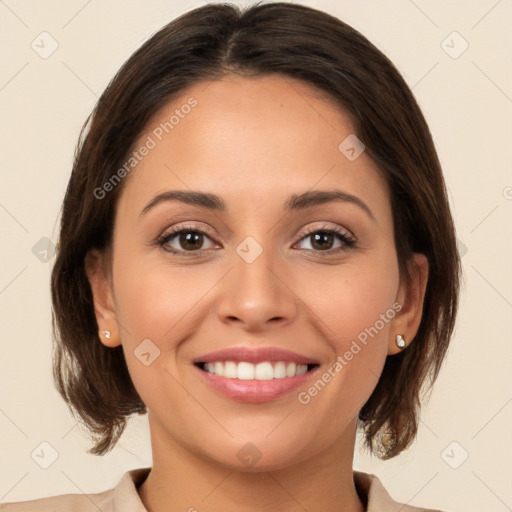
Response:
[296,253,399,406]
[111,251,225,396]
[113,254,206,342]
[111,259,202,415]
[300,255,400,348]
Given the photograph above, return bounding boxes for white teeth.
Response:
[214,362,223,376]
[286,362,297,377]
[274,361,287,379]
[255,362,273,380]
[202,361,309,379]
[224,361,238,378]
[237,362,255,380]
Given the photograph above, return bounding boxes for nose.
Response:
[215,244,298,333]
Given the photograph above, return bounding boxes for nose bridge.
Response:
[216,234,297,329]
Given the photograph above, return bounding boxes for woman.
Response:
[1,2,460,511]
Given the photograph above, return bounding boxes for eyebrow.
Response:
[140,189,374,220]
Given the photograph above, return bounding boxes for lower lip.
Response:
[195,365,318,403]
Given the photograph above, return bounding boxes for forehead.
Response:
[117,74,389,219]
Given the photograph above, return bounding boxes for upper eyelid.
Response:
[163,223,219,241]
[161,222,354,238]
[300,223,353,237]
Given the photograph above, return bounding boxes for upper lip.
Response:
[193,346,320,365]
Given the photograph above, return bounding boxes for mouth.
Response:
[192,346,320,403]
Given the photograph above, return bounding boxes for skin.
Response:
[86,74,428,512]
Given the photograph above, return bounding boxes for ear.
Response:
[84,248,122,348]
[388,253,429,355]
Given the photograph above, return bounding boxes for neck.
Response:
[138,415,365,512]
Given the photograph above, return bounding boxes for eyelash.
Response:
[157,223,356,257]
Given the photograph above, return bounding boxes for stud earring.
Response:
[395,334,406,349]
[103,330,111,339]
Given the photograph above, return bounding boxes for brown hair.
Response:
[51,1,461,458]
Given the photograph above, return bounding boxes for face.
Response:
[87,74,427,471]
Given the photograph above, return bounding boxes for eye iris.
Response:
[180,232,203,250]
[311,232,334,250]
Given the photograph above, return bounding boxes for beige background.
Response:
[0,1,511,510]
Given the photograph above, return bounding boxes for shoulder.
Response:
[0,488,114,512]
[354,470,451,512]
[0,467,151,512]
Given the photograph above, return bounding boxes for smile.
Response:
[193,346,320,403]
[198,361,314,380]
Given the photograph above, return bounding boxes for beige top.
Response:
[0,467,446,512]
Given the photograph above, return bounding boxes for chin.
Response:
[200,435,316,473]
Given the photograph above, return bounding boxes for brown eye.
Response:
[296,227,356,254]
[309,231,336,251]
[158,227,217,254]
[177,231,204,251]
